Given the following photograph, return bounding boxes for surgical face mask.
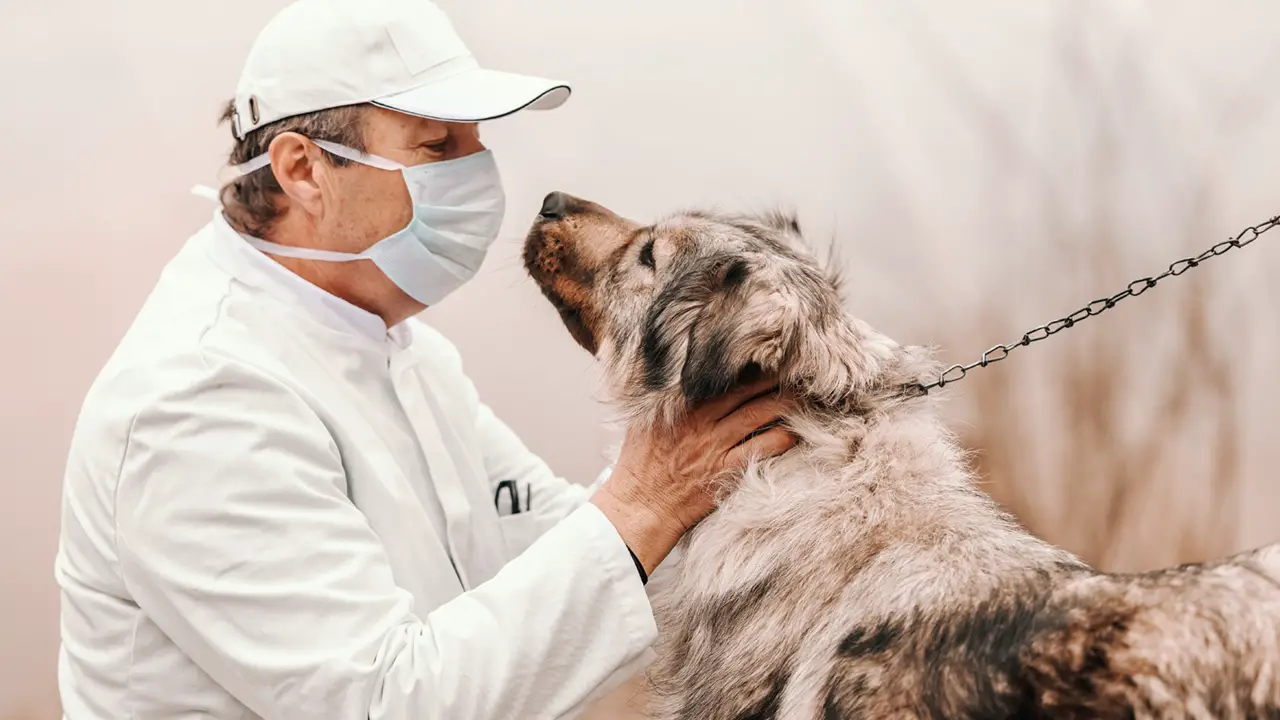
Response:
[225,138,506,307]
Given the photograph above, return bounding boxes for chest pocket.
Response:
[496,512,544,560]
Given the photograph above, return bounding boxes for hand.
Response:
[591,376,797,575]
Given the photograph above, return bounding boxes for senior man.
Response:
[54,0,793,718]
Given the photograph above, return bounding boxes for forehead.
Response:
[364,106,471,141]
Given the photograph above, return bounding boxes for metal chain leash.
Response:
[911,213,1280,396]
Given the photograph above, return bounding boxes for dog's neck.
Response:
[656,380,1075,623]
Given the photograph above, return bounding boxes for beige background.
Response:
[3,1,1279,717]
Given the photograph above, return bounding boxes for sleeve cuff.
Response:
[569,502,657,648]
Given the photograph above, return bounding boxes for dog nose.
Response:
[539,191,567,220]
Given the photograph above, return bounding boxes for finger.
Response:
[725,426,798,468]
[712,393,792,448]
[695,374,782,423]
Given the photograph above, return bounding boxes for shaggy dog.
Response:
[522,191,1280,720]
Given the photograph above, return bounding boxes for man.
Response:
[54,0,794,718]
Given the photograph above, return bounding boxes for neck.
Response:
[673,385,1036,594]
[272,254,421,327]
[243,213,424,328]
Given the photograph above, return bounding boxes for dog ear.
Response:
[677,259,888,406]
[677,259,755,404]
[755,210,802,238]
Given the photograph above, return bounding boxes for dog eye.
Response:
[639,238,656,269]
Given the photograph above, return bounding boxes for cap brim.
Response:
[372,68,570,123]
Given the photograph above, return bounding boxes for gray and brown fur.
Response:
[523,192,1280,720]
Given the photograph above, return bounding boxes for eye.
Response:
[420,139,449,155]
[639,238,656,269]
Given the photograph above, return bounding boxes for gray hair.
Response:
[216,101,369,238]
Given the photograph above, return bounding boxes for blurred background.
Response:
[2,0,1279,717]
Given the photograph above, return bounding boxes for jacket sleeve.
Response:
[113,355,657,720]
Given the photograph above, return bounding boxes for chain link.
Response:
[910,213,1280,395]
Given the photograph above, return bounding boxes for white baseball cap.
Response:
[230,0,570,139]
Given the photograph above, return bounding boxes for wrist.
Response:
[590,485,683,576]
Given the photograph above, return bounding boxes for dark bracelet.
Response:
[626,544,649,585]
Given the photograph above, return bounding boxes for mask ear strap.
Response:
[311,139,405,171]
[213,153,274,187]
[191,184,221,202]
[214,138,405,187]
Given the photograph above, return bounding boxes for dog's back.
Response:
[822,543,1280,719]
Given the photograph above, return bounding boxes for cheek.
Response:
[600,265,656,321]
[326,169,413,252]
[600,292,649,355]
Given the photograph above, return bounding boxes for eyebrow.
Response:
[624,228,651,252]
[401,118,447,144]
[408,130,448,146]
[609,227,650,266]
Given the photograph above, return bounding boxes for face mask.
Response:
[225,138,506,307]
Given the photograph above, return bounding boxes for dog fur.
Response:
[523,192,1280,720]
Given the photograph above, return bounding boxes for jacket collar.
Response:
[201,209,414,350]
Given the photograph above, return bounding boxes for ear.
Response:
[753,210,814,258]
[267,132,325,217]
[678,260,891,406]
[677,258,755,404]
[755,209,802,237]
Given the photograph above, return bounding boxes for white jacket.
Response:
[55,210,656,720]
